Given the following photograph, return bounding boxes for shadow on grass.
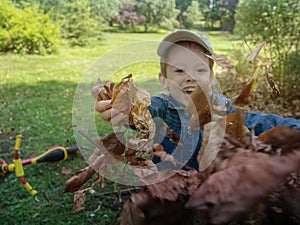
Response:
[1,80,78,152]
[0,79,126,225]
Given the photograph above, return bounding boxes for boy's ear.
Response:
[210,71,215,81]
[159,72,168,90]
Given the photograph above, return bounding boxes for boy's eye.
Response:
[175,69,184,73]
[197,69,208,73]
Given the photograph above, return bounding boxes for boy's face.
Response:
[159,43,212,106]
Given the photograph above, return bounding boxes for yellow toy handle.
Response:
[14,135,37,195]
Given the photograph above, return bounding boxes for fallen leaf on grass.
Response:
[64,166,96,193]
[73,189,87,212]
[61,167,72,175]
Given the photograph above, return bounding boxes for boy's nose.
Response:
[185,74,196,82]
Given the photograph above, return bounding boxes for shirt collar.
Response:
[168,94,185,110]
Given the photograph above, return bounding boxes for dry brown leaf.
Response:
[119,194,146,225]
[111,74,134,120]
[233,76,257,105]
[258,125,300,154]
[100,132,125,161]
[198,111,249,177]
[99,175,106,191]
[124,148,137,165]
[225,111,248,144]
[247,41,265,62]
[109,74,155,139]
[73,190,87,212]
[186,151,300,224]
[151,151,178,167]
[61,167,72,175]
[147,172,187,201]
[72,174,105,213]
[120,192,194,225]
[152,143,164,151]
[146,169,202,202]
[89,153,106,174]
[64,166,96,193]
[266,73,281,97]
[97,81,114,101]
[111,74,132,102]
[232,42,266,106]
[208,53,236,71]
[197,116,226,173]
[267,171,300,216]
[166,127,183,148]
[186,85,211,130]
[133,160,159,182]
[129,89,155,139]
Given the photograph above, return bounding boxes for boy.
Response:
[94,29,300,170]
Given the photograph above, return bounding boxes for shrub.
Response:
[0,1,60,55]
[234,0,300,99]
[59,0,101,47]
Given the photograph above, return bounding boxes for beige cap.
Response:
[157,29,213,57]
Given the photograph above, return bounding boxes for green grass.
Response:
[0,31,241,225]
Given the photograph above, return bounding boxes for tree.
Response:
[90,0,121,26]
[59,0,101,46]
[117,3,146,30]
[235,0,300,100]
[182,0,202,28]
[135,0,179,32]
[197,0,220,28]
[219,0,239,32]
[0,0,60,54]
[176,0,192,24]
[176,0,192,13]
[16,0,67,21]
[197,0,238,31]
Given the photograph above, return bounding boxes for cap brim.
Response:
[157,30,212,57]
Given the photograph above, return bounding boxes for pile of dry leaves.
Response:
[65,43,300,225]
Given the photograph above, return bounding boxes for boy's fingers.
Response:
[101,109,113,121]
[95,100,112,113]
[101,108,124,124]
[111,111,126,126]
[95,100,126,125]
[91,86,101,99]
[101,109,125,125]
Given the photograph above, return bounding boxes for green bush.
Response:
[0,1,60,55]
[234,0,300,99]
[59,0,101,47]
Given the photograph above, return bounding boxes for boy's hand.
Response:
[92,85,125,126]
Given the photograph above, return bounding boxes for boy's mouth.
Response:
[183,87,195,95]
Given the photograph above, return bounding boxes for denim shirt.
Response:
[148,93,300,170]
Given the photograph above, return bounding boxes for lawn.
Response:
[0,31,241,225]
